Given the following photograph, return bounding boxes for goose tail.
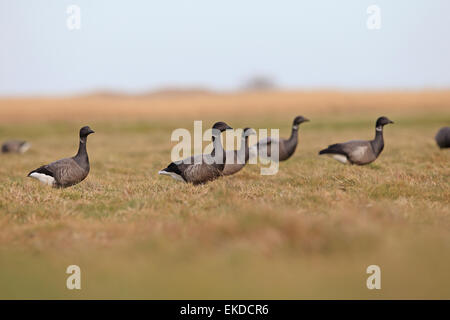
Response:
[319,144,347,156]
[318,148,333,155]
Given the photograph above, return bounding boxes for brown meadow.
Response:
[0,90,449,299]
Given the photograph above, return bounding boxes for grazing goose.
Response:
[1,140,31,154]
[28,126,95,188]
[319,116,394,165]
[159,122,233,185]
[435,127,450,149]
[223,127,257,176]
[250,115,309,161]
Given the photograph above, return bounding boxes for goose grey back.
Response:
[27,126,95,188]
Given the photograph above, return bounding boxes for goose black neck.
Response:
[285,124,299,153]
[289,124,299,141]
[211,133,226,169]
[240,135,251,163]
[371,126,385,156]
[74,136,90,170]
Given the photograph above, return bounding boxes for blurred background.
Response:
[1,0,450,97]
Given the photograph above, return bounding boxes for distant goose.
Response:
[319,116,394,165]
[1,140,31,154]
[223,127,257,176]
[28,126,95,188]
[435,127,450,148]
[159,122,233,185]
[250,115,309,161]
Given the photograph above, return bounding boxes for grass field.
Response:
[0,90,449,299]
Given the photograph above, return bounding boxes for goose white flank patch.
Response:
[1,140,31,154]
[28,126,95,188]
[159,121,233,185]
[29,172,55,186]
[331,154,348,164]
[319,116,394,165]
[251,115,309,162]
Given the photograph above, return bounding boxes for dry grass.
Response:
[0,90,449,299]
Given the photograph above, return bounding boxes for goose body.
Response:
[28,126,94,188]
[159,122,233,185]
[319,116,394,165]
[435,127,450,148]
[251,116,309,161]
[2,140,30,154]
[223,128,256,176]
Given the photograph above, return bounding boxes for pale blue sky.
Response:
[1,0,449,96]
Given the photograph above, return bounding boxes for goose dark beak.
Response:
[303,118,310,122]
[88,129,95,134]
[389,120,394,124]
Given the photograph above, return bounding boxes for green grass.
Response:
[0,111,449,299]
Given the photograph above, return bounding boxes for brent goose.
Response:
[250,115,309,161]
[159,122,233,185]
[223,127,256,176]
[435,127,450,148]
[1,140,31,154]
[319,116,394,165]
[28,126,95,188]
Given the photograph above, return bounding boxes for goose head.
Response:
[80,126,95,138]
[212,122,233,132]
[376,116,394,127]
[293,115,310,126]
[243,127,257,137]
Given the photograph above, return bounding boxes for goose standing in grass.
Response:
[250,115,309,161]
[319,116,394,165]
[1,140,31,154]
[435,127,450,149]
[223,127,256,176]
[159,122,233,185]
[28,126,95,188]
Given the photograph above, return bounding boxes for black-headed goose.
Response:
[28,126,95,188]
[435,127,450,149]
[1,140,31,154]
[159,121,233,185]
[223,127,256,176]
[319,116,394,165]
[250,115,309,161]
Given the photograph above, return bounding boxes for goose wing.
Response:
[160,154,222,184]
[181,163,221,184]
[29,158,87,187]
[175,154,223,184]
[320,140,373,164]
